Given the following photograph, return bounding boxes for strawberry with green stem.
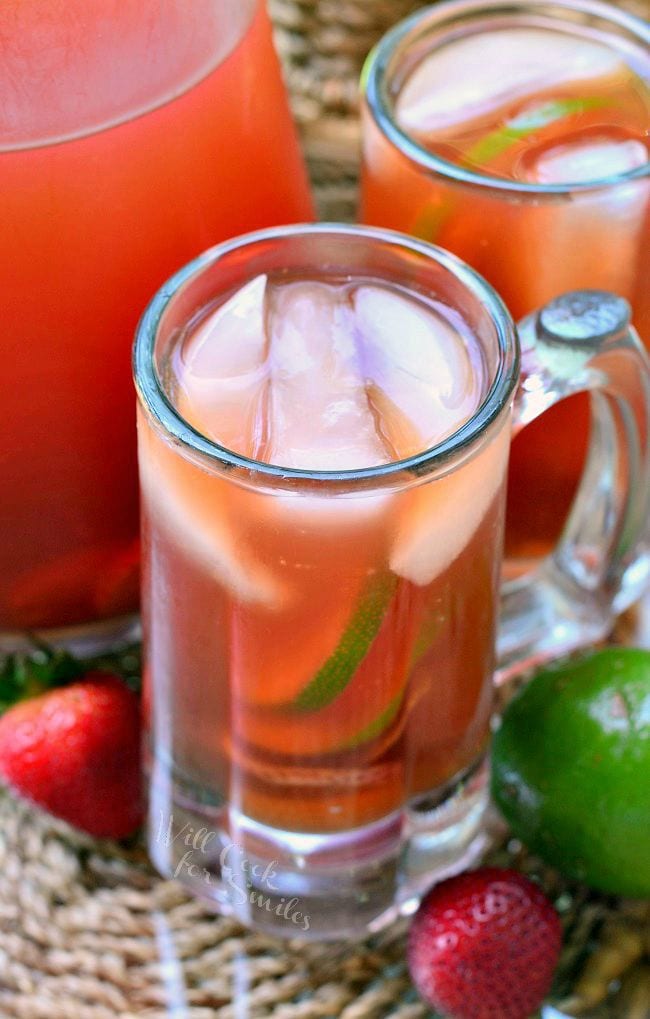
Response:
[0,643,142,839]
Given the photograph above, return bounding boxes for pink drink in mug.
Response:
[135,225,650,938]
[360,0,650,562]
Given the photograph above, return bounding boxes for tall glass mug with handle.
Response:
[134,225,650,939]
[360,0,649,566]
[0,0,313,652]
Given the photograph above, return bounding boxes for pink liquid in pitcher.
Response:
[0,0,313,633]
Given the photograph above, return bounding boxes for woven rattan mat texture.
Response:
[2,784,650,1019]
[2,1,650,1016]
[0,793,424,1019]
[269,0,426,219]
[0,613,648,1018]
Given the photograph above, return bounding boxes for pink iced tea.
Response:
[361,3,650,558]
[138,268,510,836]
[0,0,313,637]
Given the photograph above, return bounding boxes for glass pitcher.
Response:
[0,0,313,652]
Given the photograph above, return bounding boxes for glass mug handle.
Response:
[498,290,650,679]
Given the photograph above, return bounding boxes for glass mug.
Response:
[360,0,650,565]
[0,0,312,652]
[134,225,650,939]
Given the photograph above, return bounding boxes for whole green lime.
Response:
[491,647,650,898]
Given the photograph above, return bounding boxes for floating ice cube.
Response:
[138,418,284,608]
[182,274,268,377]
[390,422,511,586]
[396,29,627,135]
[510,132,649,308]
[169,274,493,538]
[353,285,485,457]
[176,274,270,456]
[524,134,648,185]
[266,281,390,470]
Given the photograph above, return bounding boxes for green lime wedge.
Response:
[292,574,397,713]
[335,602,446,750]
[410,601,444,668]
[412,200,450,243]
[336,689,405,752]
[414,95,610,243]
[466,96,610,166]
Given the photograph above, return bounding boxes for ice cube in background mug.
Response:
[516,132,649,307]
[135,225,650,939]
[395,28,626,138]
[360,0,650,562]
[526,133,648,185]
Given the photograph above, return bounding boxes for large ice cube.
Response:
[265,281,390,470]
[390,422,511,585]
[512,132,649,307]
[396,28,627,135]
[138,418,284,608]
[353,285,485,457]
[175,274,270,456]
[525,134,648,185]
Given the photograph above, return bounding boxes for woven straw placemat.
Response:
[1,790,428,1019]
[2,1,650,1016]
[2,779,650,1019]
[1,601,648,1018]
[269,0,426,220]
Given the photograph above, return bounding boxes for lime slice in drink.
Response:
[235,579,427,757]
[293,573,397,711]
[464,96,611,168]
[230,568,375,708]
[412,96,613,243]
[409,598,445,667]
[334,689,407,755]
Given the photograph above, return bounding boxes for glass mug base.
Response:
[148,753,491,940]
[0,614,140,658]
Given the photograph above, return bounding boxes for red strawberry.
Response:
[0,672,142,839]
[407,867,562,1019]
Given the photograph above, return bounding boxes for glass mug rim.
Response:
[362,0,650,197]
[133,222,519,489]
